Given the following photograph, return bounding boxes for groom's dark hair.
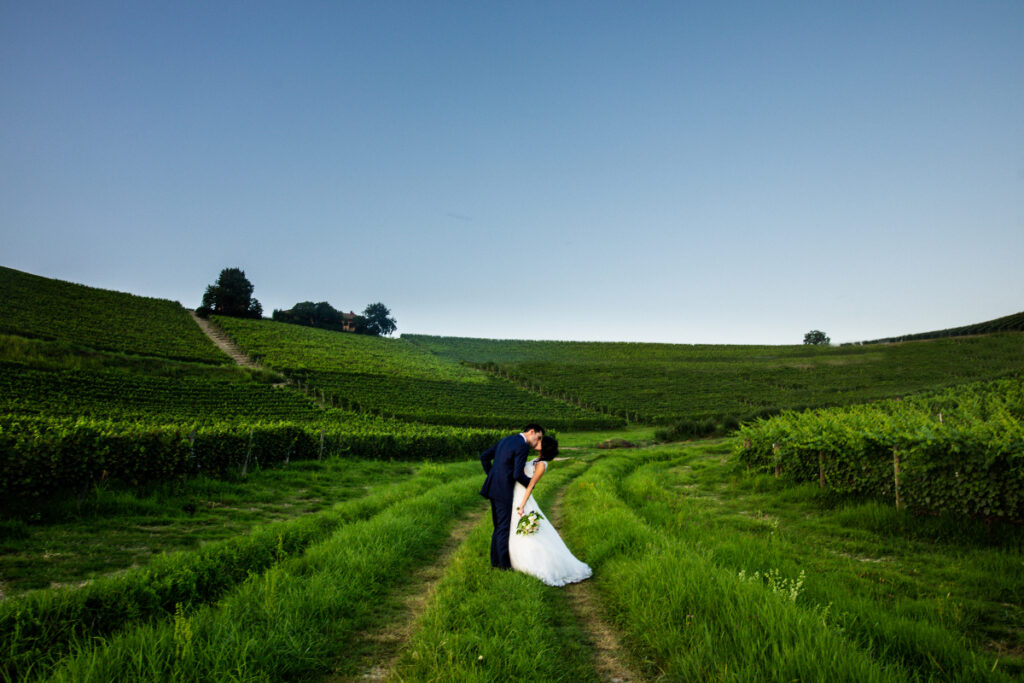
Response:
[523,422,545,435]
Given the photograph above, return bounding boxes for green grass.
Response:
[393,456,599,682]
[38,473,487,682]
[8,434,1022,681]
[2,460,481,681]
[0,458,436,595]
[554,424,659,448]
[557,442,1022,680]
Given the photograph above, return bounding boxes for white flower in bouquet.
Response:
[516,510,544,535]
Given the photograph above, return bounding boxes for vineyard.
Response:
[212,316,623,430]
[1,362,324,424]
[0,272,506,503]
[854,310,1024,345]
[736,376,1024,521]
[0,266,224,364]
[406,333,1024,424]
[1,265,1022,679]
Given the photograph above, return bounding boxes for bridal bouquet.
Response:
[516,510,544,535]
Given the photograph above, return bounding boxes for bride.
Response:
[509,436,592,586]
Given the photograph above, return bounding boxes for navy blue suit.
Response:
[480,433,533,568]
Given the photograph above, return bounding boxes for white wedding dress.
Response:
[509,459,592,586]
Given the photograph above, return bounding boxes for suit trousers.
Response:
[489,497,513,569]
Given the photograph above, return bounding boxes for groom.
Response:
[479,423,545,569]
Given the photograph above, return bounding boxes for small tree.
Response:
[197,268,262,319]
[803,330,830,345]
[358,302,397,336]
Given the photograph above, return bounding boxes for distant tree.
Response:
[272,300,358,332]
[803,330,830,345]
[197,268,262,319]
[314,301,337,324]
[274,301,319,325]
[357,302,397,336]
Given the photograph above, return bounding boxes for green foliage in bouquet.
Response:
[515,510,544,535]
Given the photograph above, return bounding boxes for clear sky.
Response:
[2,1,1021,344]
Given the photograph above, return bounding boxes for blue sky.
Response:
[2,1,1021,344]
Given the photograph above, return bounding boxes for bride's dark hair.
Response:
[538,435,559,462]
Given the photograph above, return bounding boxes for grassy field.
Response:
[406,332,1024,424]
[557,441,1022,681]
[0,458,430,596]
[5,439,1020,680]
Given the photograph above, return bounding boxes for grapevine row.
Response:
[0,266,223,363]
[735,377,1024,520]
[213,316,619,429]
[406,333,1024,425]
[0,414,501,501]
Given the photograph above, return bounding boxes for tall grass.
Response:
[557,445,1016,680]
[2,461,478,682]
[613,455,1007,680]
[559,453,929,682]
[36,473,485,682]
[393,457,598,682]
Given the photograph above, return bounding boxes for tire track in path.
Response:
[323,506,486,682]
[550,485,643,683]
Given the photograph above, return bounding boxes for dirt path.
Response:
[550,488,642,683]
[189,311,259,368]
[325,508,485,682]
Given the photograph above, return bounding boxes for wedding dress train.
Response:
[508,459,592,587]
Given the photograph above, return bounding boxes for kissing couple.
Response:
[479,423,592,586]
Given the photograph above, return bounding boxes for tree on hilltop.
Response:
[272,300,357,332]
[357,302,397,336]
[803,329,830,345]
[197,268,262,319]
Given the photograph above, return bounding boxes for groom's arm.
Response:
[513,442,532,488]
[480,444,496,474]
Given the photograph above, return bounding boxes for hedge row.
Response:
[0,415,500,500]
[735,379,1024,521]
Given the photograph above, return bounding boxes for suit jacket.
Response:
[479,433,533,503]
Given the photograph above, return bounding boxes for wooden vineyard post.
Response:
[318,429,325,461]
[819,451,825,489]
[241,428,254,477]
[773,443,780,478]
[893,447,903,510]
[189,429,197,473]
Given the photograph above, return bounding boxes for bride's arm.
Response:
[516,461,546,516]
